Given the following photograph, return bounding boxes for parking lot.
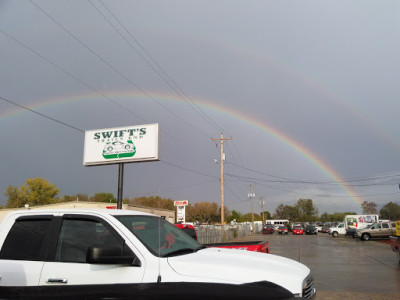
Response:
[234,232,400,299]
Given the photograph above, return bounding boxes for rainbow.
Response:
[179,33,400,152]
[0,90,361,205]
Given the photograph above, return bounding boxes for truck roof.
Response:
[1,208,155,219]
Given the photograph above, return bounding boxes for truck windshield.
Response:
[115,215,203,257]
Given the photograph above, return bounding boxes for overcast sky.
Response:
[1,1,399,215]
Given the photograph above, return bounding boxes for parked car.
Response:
[389,221,400,264]
[278,226,288,235]
[293,226,304,235]
[346,228,357,238]
[389,235,400,264]
[329,223,346,238]
[321,226,330,233]
[174,224,270,253]
[263,224,275,234]
[315,225,322,232]
[305,225,318,235]
[356,221,397,241]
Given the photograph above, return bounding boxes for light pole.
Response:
[248,184,255,233]
[260,196,265,225]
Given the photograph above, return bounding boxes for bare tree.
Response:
[361,201,377,214]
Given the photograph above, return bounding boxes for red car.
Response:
[321,226,330,233]
[263,224,275,234]
[278,226,288,235]
[292,226,304,235]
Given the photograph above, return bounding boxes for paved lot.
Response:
[233,232,400,299]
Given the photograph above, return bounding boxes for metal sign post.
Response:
[83,123,160,210]
[117,163,124,209]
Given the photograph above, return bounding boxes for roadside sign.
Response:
[174,200,188,206]
[83,123,159,166]
[176,206,186,223]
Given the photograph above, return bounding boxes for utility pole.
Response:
[248,184,255,233]
[260,196,265,225]
[212,134,232,242]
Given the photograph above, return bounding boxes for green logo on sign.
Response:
[102,140,136,159]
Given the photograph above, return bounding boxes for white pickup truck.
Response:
[329,223,346,238]
[0,209,316,299]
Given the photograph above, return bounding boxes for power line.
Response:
[93,0,225,134]
[160,160,217,179]
[0,27,148,124]
[0,95,219,183]
[226,161,400,186]
[29,0,213,139]
[0,95,84,133]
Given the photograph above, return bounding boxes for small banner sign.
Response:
[174,200,188,206]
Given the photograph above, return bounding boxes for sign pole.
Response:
[117,163,124,209]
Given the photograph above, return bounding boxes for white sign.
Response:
[83,123,159,166]
[174,200,188,206]
[176,206,186,223]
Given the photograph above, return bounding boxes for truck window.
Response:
[382,223,389,229]
[116,215,201,257]
[0,219,52,261]
[372,223,381,229]
[55,218,126,263]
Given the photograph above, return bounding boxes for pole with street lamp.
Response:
[248,184,255,233]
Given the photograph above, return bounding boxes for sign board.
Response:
[176,206,186,223]
[83,123,159,166]
[174,200,188,206]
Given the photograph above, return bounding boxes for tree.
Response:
[295,199,319,222]
[274,204,300,221]
[226,210,243,223]
[187,202,220,223]
[5,186,23,208]
[380,202,400,220]
[130,196,174,210]
[262,211,272,220]
[58,193,89,203]
[6,178,59,208]
[91,193,116,203]
[361,201,377,214]
[320,211,357,222]
[242,213,262,222]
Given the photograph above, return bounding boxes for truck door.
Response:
[0,216,53,287]
[370,223,382,238]
[381,223,391,237]
[39,215,145,289]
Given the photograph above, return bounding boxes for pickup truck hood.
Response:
[167,247,309,294]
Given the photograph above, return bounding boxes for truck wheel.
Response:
[361,233,370,241]
[332,231,338,238]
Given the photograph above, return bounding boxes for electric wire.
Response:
[0,94,218,182]
[0,96,84,133]
[92,0,225,134]
[29,0,213,140]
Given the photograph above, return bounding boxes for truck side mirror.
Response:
[86,246,140,266]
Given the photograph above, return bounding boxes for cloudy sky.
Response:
[1,0,399,215]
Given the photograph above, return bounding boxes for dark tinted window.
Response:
[55,218,126,263]
[0,219,51,261]
[181,227,197,240]
[382,223,389,228]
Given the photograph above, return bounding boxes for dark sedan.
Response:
[305,225,318,235]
